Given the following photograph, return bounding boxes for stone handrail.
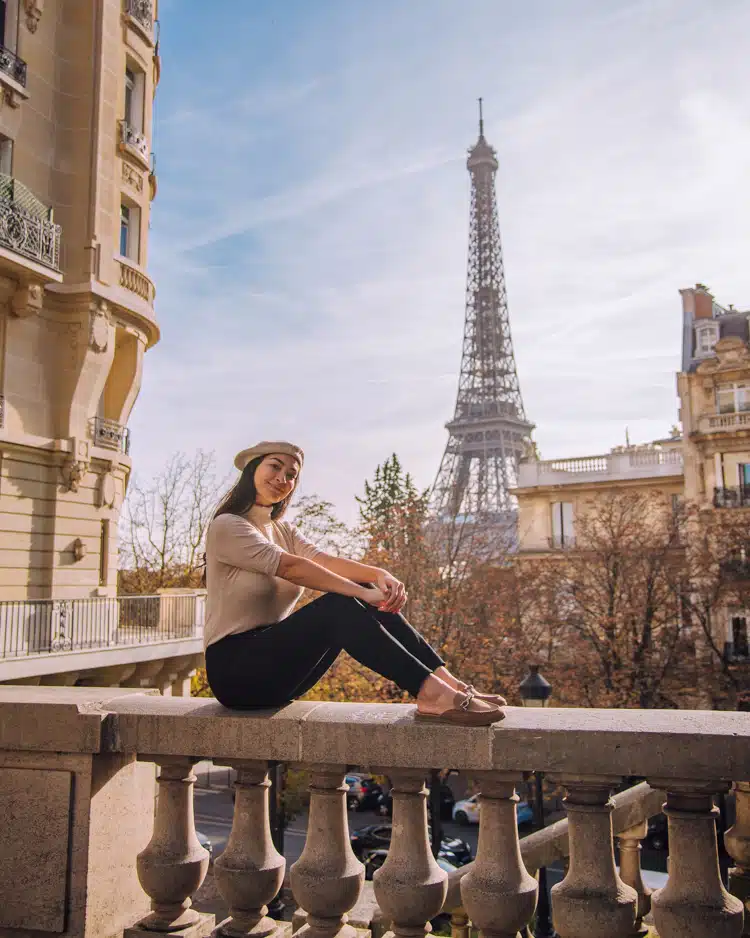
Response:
[1,689,749,938]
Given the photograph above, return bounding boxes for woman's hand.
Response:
[359,585,387,607]
[374,570,407,613]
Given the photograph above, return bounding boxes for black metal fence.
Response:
[714,486,750,509]
[0,593,204,660]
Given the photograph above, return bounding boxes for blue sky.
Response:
[134,0,750,522]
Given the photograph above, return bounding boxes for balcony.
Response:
[714,486,750,509]
[698,411,750,435]
[0,173,61,270]
[2,691,748,938]
[93,415,130,453]
[0,43,27,87]
[517,448,684,489]
[119,257,155,304]
[123,0,154,39]
[119,118,150,169]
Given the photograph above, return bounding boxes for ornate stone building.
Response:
[0,0,159,599]
[514,283,750,666]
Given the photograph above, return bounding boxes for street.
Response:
[194,785,482,864]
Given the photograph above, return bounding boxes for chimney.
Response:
[693,283,714,320]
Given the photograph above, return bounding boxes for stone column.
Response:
[615,821,651,937]
[649,779,743,938]
[725,781,750,936]
[290,765,365,938]
[550,775,637,938]
[372,769,447,938]
[213,761,285,938]
[460,772,538,937]
[450,910,471,938]
[131,757,214,936]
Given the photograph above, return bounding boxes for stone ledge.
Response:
[0,685,159,752]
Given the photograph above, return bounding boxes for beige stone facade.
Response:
[0,0,159,599]
[514,282,750,661]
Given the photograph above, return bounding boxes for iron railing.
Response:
[93,416,130,454]
[714,486,750,509]
[0,173,61,269]
[119,119,149,162]
[123,0,153,33]
[0,43,27,87]
[0,593,204,660]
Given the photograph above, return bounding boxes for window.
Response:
[717,383,750,415]
[0,2,7,48]
[124,64,145,133]
[740,464,750,490]
[694,321,719,358]
[732,617,749,659]
[551,502,574,548]
[99,520,110,586]
[0,134,12,175]
[119,201,140,261]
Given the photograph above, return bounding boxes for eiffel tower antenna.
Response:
[431,105,534,527]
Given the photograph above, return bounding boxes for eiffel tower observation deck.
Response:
[432,101,534,534]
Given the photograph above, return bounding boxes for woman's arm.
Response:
[276,553,384,605]
[315,554,382,584]
[316,554,406,614]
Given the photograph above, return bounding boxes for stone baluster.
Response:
[372,769,448,938]
[725,781,750,936]
[134,757,213,934]
[450,910,471,938]
[550,776,637,938]
[213,761,285,938]
[460,771,538,937]
[616,821,651,937]
[649,779,743,938]
[290,765,365,938]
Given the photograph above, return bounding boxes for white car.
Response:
[453,794,534,827]
[452,794,480,825]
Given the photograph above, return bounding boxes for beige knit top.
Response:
[204,505,323,648]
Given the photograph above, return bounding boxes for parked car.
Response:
[644,812,668,851]
[452,794,534,828]
[350,824,472,867]
[345,774,384,811]
[378,782,455,820]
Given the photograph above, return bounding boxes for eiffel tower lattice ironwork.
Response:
[432,102,534,524]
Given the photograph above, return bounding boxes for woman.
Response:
[204,441,506,726]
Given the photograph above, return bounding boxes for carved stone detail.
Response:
[11,283,43,319]
[96,472,117,509]
[23,0,43,33]
[61,459,87,493]
[89,301,110,353]
[122,161,144,194]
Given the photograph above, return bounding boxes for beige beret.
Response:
[234,441,305,472]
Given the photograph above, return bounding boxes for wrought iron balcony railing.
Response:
[119,119,150,163]
[714,485,750,509]
[0,43,27,87]
[123,0,154,34]
[0,593,204,660]
[93,416,130,454]
[0,173,61,269]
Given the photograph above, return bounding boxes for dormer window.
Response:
[694,320,720,358]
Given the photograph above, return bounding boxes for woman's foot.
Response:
[415,674,504,725]
[434,667,508,706]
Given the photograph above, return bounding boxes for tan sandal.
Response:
[415,691,505,727]
[462,683,507,706]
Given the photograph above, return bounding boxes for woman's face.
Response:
[254,453,300,506]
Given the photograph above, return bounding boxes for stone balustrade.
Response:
[0,688,749,938]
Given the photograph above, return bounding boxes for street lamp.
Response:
[519,665,556,938]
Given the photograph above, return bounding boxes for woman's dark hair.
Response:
[213,455,293,522]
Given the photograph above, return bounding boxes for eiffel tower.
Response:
[431,102,534,530]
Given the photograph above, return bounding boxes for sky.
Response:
[133,0,750,523]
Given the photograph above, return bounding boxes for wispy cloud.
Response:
[132,0,750,521]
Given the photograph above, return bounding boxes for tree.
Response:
[521,491,693,708]
[119,450,230,594]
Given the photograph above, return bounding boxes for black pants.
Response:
[205,592,445,709]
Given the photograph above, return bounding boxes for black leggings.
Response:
[205,592,445,709]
